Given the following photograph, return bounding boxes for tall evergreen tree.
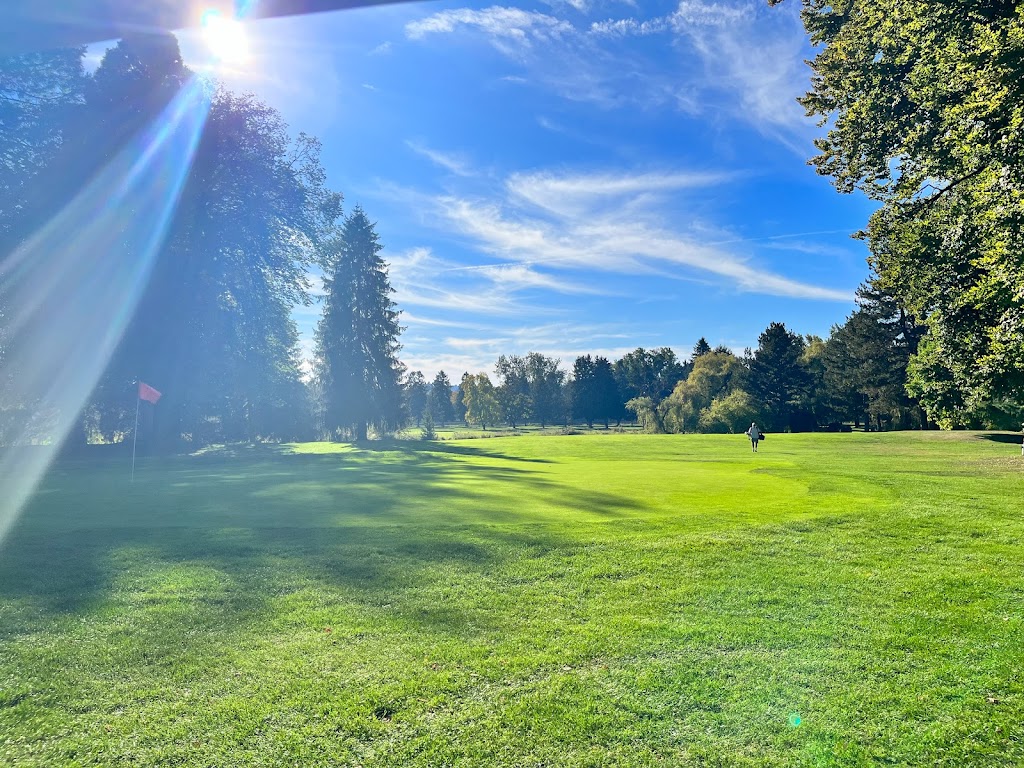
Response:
[453,372,470,425]
[314,207,404,441]
[825,283,927,430]
[428,370,455,426]
[692,338,712,359]
[748,323,809,432]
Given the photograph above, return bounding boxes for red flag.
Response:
[138,381,162,404]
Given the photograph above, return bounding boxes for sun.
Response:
[200,9,250,65]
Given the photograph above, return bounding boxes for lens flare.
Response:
[201,9,250,64]
[0,79,211,546]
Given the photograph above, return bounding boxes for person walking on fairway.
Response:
[746,422,762,452]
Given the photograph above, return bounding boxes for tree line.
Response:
[400,280,934,435]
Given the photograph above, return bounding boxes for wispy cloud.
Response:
[385,246,590,316]
[404,6,661,110]
[405,140,475,177]
[506,169,733,217]
[405,7,574,53]
[404,1,815,146]
[590,17,668,37]
[423,168,852,302]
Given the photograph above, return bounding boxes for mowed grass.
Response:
[1,433,1023,767]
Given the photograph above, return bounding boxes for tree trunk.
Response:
[355,421,368,441]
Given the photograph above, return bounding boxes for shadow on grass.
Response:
[976,432,1023,445]
[0,439,643,639]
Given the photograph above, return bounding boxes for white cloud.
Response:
[590,17,668,37]
[670,0,747,29]
[405,141,475,177]
[506,169,732,217]
[385,247,578,315]
[404,6,655,110]
[369,41,393,55]
[427,168,852,302]
[404,1,815,146]
[405,7,574,53]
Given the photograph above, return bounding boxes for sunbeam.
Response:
[0,78,211,546]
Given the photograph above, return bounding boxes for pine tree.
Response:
[314,207,404,441]
[453,372,471,424]
[692,338,712,359]
[428,370,455,426]
[748,322,809,432]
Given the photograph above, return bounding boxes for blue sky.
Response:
[174,0,877,378]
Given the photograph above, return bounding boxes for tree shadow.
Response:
[0,440,644,640]
[349,437,555,464]
[976,432,1023,445]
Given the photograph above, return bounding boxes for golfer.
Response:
[745,422,762,452]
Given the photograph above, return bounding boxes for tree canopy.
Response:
[779,0,1024,426]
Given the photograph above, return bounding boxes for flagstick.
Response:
[131,395,140,483]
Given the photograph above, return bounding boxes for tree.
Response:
[661,351,748,433]
[824,282,927,430]
[463,373,501,430]
[592,356,620,429]
[495,355,530,427]
[779,0,1024,424]
[0,48,86,443]
[747,323,809,432]
[453,372,470,425]
[625,397,664,434]
[49,35,338,449]
[571,355,596,428]
[613,347,688,421]
[525,352,565,427]
[698,390,759,434]
[692,338,712,359]
[798,335,834,429]
[404,371,428,427]
[428,370,455,426]
[0,48,85,249]
[314,207,404,441]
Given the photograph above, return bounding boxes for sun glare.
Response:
[200,9,250,64]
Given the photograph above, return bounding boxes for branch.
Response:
[903,164,989,213]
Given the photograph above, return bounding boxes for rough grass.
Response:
[1,432,1022,766]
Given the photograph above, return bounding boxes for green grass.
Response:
[1,432,1023,766]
